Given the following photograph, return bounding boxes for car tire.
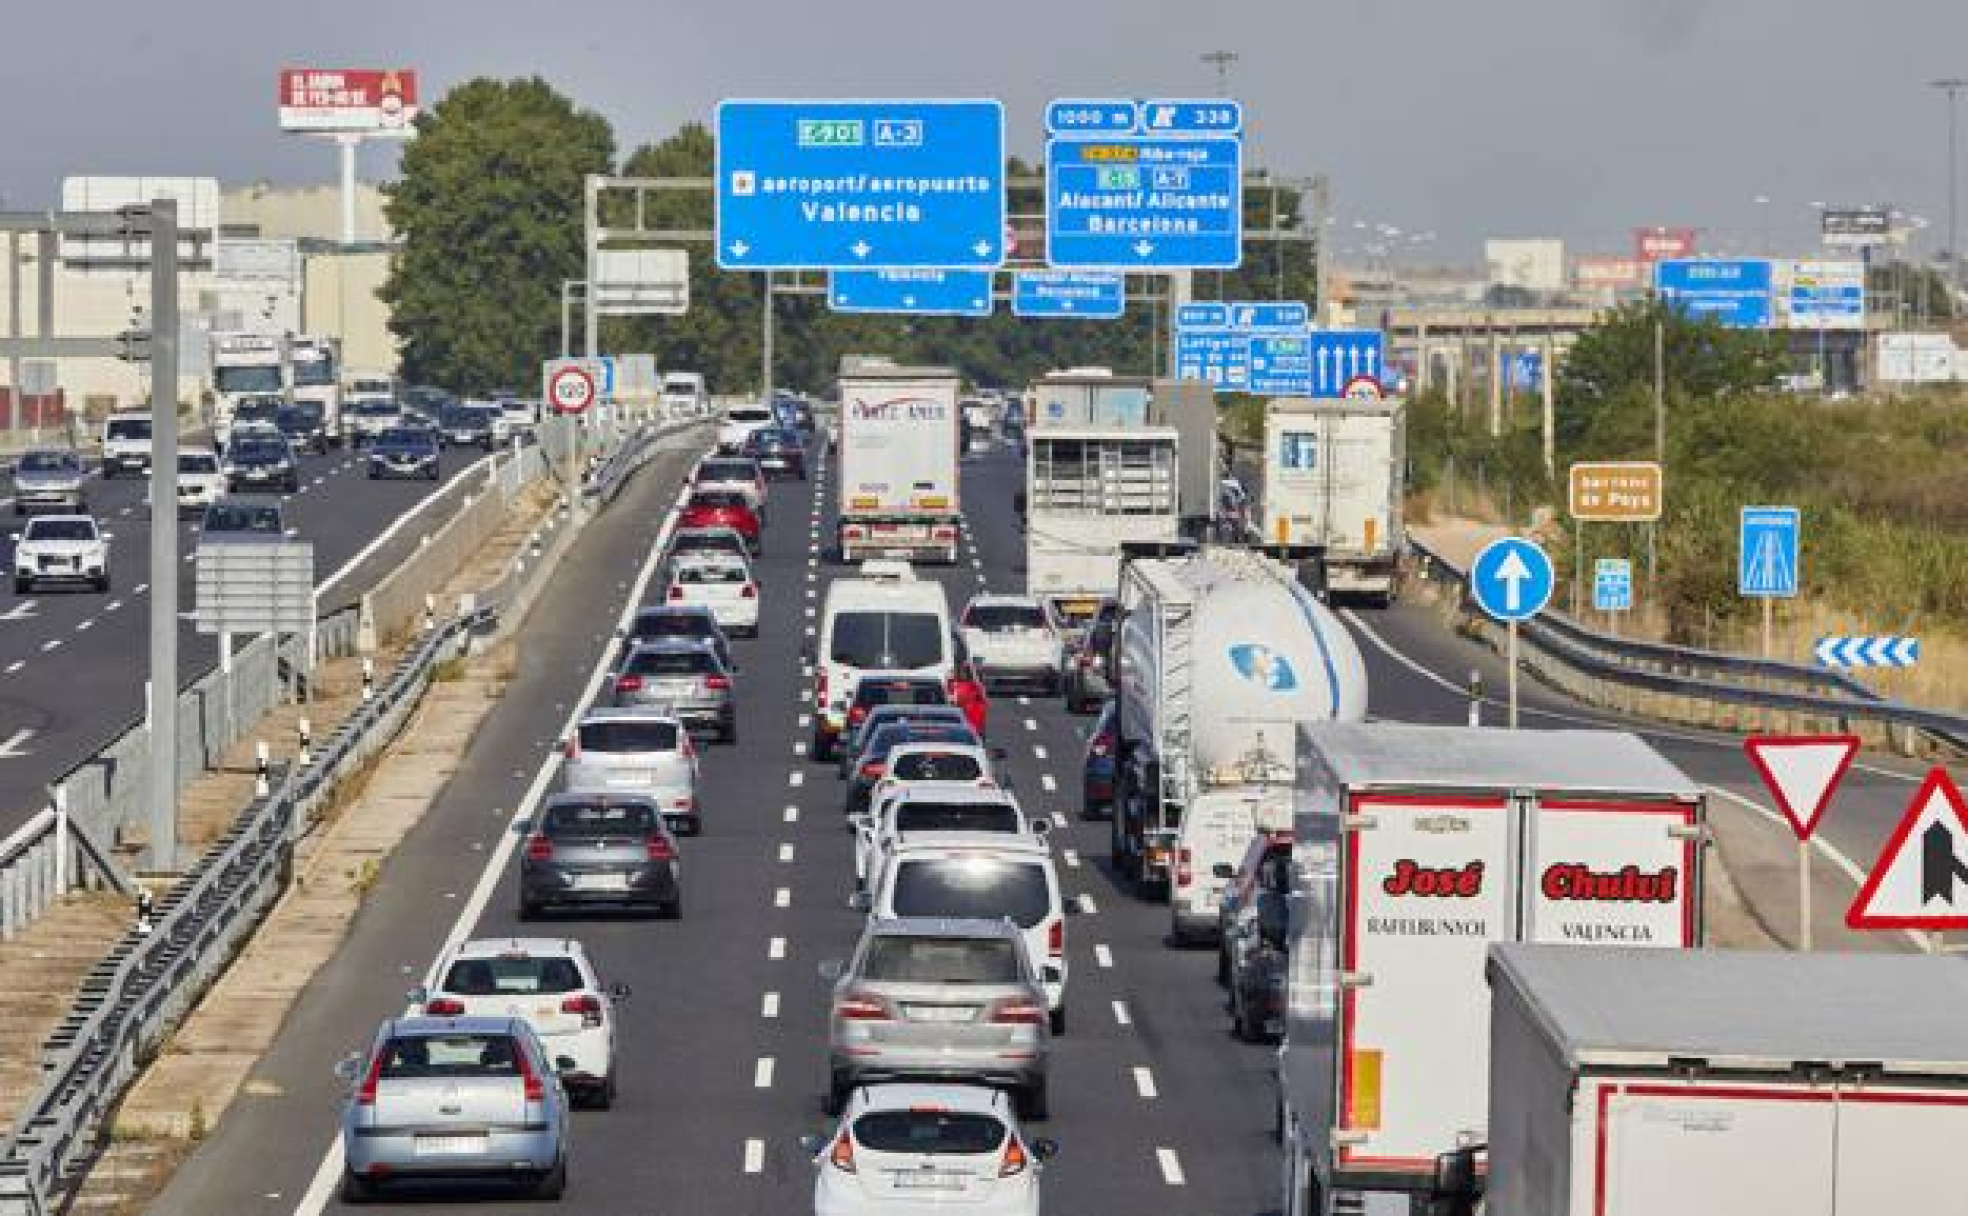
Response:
[810,730,833,762]
[720,716,737,745]
[366,469,379,481]
[1019,1079,1050,1122]
[94,574,110,594]
[1215,945,1231,987]
[532,1155,567,1200]
[341,1170,379,1204]
[12,577,29,594]
[589,1073,616,1111]
[1049,1006,1066,1037]
[659,896,682,920]
[1233,989,1264,1043]
[426,467,440,482]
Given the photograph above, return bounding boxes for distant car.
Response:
[346,398,403,447]
[199,500,286,540]
[619,604,734,672]
[948,651,990,739]
[336,1015,570,1202]
[437,403,495,450]
[10,448,87,515]
[1061,603,1118,714]
[679,490,761,556]
[805,1083,1056,1215]
[168,450,228,516]
[741,426,807,480]
[1081,700,1117,820]
[227,396,284,446]
[410,937,629,1109]
[12,514,110,593]
[610,638,737,743]
[864,740,1006,834]
[843,719,981,817]
[497,397,539,441]
[691,456,769,518]
[275,401,330,454]
[837,675,954,769]
[960,595,1065,695]
[367,426,442,481]
[465,400,515,447]
[561,708,701,835]
[519,793,682,919]
[664,526,753,578]
[98,411,153,478]
[664,552,759,638]
[715,403,774,454]
[224,432,300,492]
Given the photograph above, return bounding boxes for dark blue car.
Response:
[366,426,441,481]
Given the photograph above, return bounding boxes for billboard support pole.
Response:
[146,198,181,873]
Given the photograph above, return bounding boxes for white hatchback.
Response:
[560,708,701,835]
[716,403,774,454]
[852,784,1041,894]
[807,1083,1054,1216]
[664,552,759,637]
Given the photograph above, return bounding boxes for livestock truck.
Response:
[835,363,962,565]
[1260,397,1405,604]
[1277,723,1707,1216]
[286,334,344,445]
[1024,425,1182,631]
[1111,544,1369,901]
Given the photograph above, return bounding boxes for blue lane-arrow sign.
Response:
[1814,635,1920,668]
[829,269,993,316]
[1593,558,1633,612]
[1470,536,1555,623]
[1310,330,1385,397]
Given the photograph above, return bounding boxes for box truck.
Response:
[1278,724,1706,1216]
[1260,397,1405,604]
[208,331,288,447]
[1483,945,1968,1216]
[835,363,962,564]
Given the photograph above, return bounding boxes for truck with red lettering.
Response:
[1275,723,1705,1216]
[835,362,962,564]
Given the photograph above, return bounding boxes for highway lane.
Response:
[0,440,522,833]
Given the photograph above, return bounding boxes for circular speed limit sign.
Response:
[548,364,597,414]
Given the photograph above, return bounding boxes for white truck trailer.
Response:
[1260,397,1405,604]
[1024,426,1182,628]
[1278,724,1706,1216]
[1112,545,1368,899]
[1483,945,1968,1216]
[835,364,962,565]
[286,334,344,445]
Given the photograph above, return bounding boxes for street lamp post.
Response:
[1933,78,1967,298]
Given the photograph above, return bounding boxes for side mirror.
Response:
[1212,863,1237,880]
[333,1051,363,1085]
[817,958,846,984]
[799,1133,829,1156]
[1032,1137,1060,1162]
[607,981,632,1001]
[1431,1145,1484,1202]
[847,891,873,913]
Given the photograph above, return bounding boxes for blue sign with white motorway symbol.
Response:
[1470,536,1555,623]
[1739,505,1800,598]
[1309,330,1385,397]
[1249,332,1313,395]
[1176,329,1249,390]
[1012,271,1124,319]
[1655,259,1774,329]
[829,269,993,317]
[715,100,1006,270]
[1593,558,1633,612]
[1228,301,1309,330]
[1046,97,1243,269]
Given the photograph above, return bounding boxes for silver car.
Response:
[10,448,87,515]
[821,917,1050,1120]
[336,1015,570,1203]
[609,639,736,744]
[560,708,701,835]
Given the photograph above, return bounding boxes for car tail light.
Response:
[847,705,869,727]
[859,761,886,780]
[828,1130,858,1174]
[517,1044,545,1102]
[355,1049,387,1107]
[616,674,645,693]
[1047,919,1064,958]
[932,525,957,540]
[815,669,829,707]
[834,990,893,1022]
[987,997,1046,1026]
[561,994,604,1027]
[704,674,731,690]
[741,583,757,599]
[843,525,865,540]
[998,1138,1030,1178]
[1176,847,1194,889]
[1090,732,1113,758]
[424,996,466,1016]
[525,834,554,861]
[646,835,678,862]
[562,735,581,760]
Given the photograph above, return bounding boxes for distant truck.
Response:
[835,363,962,565]
[1111,544,1368,897]
[1259,397,1405,604]
[1278,724,1706,1216]
[1482,945,1968,1216]
[286,334,344,446]
[1024,426,1182,631]
[208,331,288,446]
[660,371,707,416]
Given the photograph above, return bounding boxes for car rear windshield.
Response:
[179,453,220,473]
[107,418,152,440]
[852,1111,1006,1155]
[966,604,1048,632]
[725,408,771,424]
[355,401,399,416]
[378,1034,524,1080]
[626,649,718,676]
[377,428,434,447]
[578,719,681,753]
[892,858,1051,929]
[856,681,946,709]
[203,505,284,533]
[439,406,482,427]
[830,611,945,670]
[895,802,1018,835]
[890,752,984,783]
[678,564,747,584]
[632,610,715,639]
[541,801,658,837]
[443,954,584,996]
[862,936,1022,985]
[669,535,743,560]
[689,490,746,508]
[26,520,94,542]
[18,452,78,473]
[699,460,755,480]
[233,439,286,459]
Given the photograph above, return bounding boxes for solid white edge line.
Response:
[316,450,499,597]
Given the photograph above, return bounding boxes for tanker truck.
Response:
[1110,543,1369,903]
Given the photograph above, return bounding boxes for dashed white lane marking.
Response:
[798,714,812,729]
[1079,894,1099,915]
[793,741,807,756]
[783,806,800,824]
[1094,944,1114,968]
[789,771,805,787]
[1041,774,1058,793]
[805,588,816,599]
[1017,696,1031,707]
[117,506,133,517]
[743,1138,765,1174]
[754,1057,775,1089]
[1023,717,1037,732]
[134,583,148,594]
[804,606,816,618]
[3,661,21,674]
[182,553,195,564]
[774,887,791,908]
[105,599,122,612]
[804,625,816,637]
[41,639,61,652]
[75,619,92,632]
[1062,848,1080,870]
[1032,744,1048,760]
[768,936,787,960]
[778,842,796,863]
[1051,811,1068,829]
[1112,1000,1132,1026]
[1156,1148,1186,1186]
[1134,1067,1159,1099]
[762,992,781,1019]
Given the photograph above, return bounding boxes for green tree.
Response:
[381,78,614,393]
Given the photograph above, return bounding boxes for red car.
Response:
[948,658,989,738]
[679,490,760,555]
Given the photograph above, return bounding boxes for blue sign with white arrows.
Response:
[1593,558,1633,613]
[1309,330,1385,397]
[1011,271,1124,319]
[829,269,993,316]
[1814,635,1920,668]
[1045,97,1243,269]
[1506,350,1543,392]
[1470,536,1555,623]
[715,99,1006,270]
[1739,505,1800,598]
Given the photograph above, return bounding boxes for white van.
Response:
[660,371,707,417]
[1170,787,1293,944]
[864,833,1073,1033]
[812,575,953,760]
[100,411,154,478]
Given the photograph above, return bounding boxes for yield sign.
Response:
[1847,767,1968,931]
[1743,734,1858,840]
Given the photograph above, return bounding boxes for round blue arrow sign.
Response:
[1470,536,1555,623]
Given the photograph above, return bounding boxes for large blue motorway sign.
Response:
[1175,329,1249,390]
[715,100,1006,270]
[1011,271,1125,319]
[829,270,993,317]
[1655,259,1774,328]
[1045,98,1243,269]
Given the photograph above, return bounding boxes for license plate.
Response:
[891,1171,966,1191]
[904,1004,976,1023]
[572,873,629,891]
[414,1135,487,1156]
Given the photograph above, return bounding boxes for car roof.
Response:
[824,578,948,613]
[670,526,746,544]
[884,784,1016,806]
[847,1082,1011,1119]
[626,637,719,655]
[964,594,1044,610]
[883,743,990,761]
[540,791,662,810]
[23,513,95,527]
[388,1014,527,1036]
[888,833,1052,859]
[634,604,718,621]
[576,706,685,728]
[448,936,589,962]
[865,915,1023,941]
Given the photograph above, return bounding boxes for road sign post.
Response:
[1592,558,1633,636]
[543,358,602,520]
[1470,537,1555,728]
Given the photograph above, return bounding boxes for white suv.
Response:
[959,595,1065,694]
[13,514,110,594]
[410,938,628,1109]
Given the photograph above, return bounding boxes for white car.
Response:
[715,403,774,454]
[865,741,1005,820]
[664,552,759,638]
[560,707,701,836]
[13,514,110,593]
[409,937,627,1109]
[498,397,540,440]
[806,1083,1055,1216]
[959,595,1065,695]
[345,398,403,446]
[852,784,1039,894]
[98,411,153,478]
[465,400,516,446]
[151,450,228,516]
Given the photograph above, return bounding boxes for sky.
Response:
[6,0,1966,262]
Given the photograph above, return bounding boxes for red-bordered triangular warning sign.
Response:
[1847,767,1968,931]
[1743,734,1859,840]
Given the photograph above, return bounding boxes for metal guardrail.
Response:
[0,414,709,1216]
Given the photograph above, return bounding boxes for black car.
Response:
[275,402,330,454]
[519,794,681,919]
[741,426,807,481]
[225,434,300,492]
[619,604,734,672]
[200,499,287,539]
[367,426,442,481]
[437,403,495,450]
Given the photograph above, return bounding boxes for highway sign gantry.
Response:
[715,99,1006,270]
[1814,635,1920,669]
[1470,537,1554,623]
[828,269,992,317]
[542,358,600,415]
[1045,97,1243,269]
[1848,767,1968,931]
[1012,271,1125,319]
[1738,505,1800,598]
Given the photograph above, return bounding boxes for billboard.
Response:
[1777,260,1865,330]
[1634,226,1697,263]
[1573,255,1643,290]
[1655,259,1773,328]
[278,68,418,134]
[1485,238,1566,293]
[593,249,689,316]
[1820,206,1892,249]
[215,238,300,284]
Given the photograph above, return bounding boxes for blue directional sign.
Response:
[829,269,993,317]
[1739,506,1801,598]
[715,100,1006,270]
[1045,97,1243,269]
[1177,303,1229,328]
[1228,301,1309,330]
[1470,537,1555,623]
[1814,635,1919,668]
[1249,333,1314,395]
[1593,558,1633,613]
[1785,262,1865,328]
[1506,350,1543,392]
[1175,329,1249,390]
[1655,259,1774,329]
[1309,330,1386,397]
[598,356,616,398]
[1045,99,1140,136]
[1012,271,1124,319]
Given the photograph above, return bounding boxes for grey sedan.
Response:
[519,795,681,919]
[10,449,87,515]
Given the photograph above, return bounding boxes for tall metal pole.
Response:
[1166,270,1192,379]
[761,272,775,401]
[7,232,19,445]
[583,176,600,360]
[146,199,181,872]
[1935,80,1967,297]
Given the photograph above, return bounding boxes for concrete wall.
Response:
[304,251,398,374]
